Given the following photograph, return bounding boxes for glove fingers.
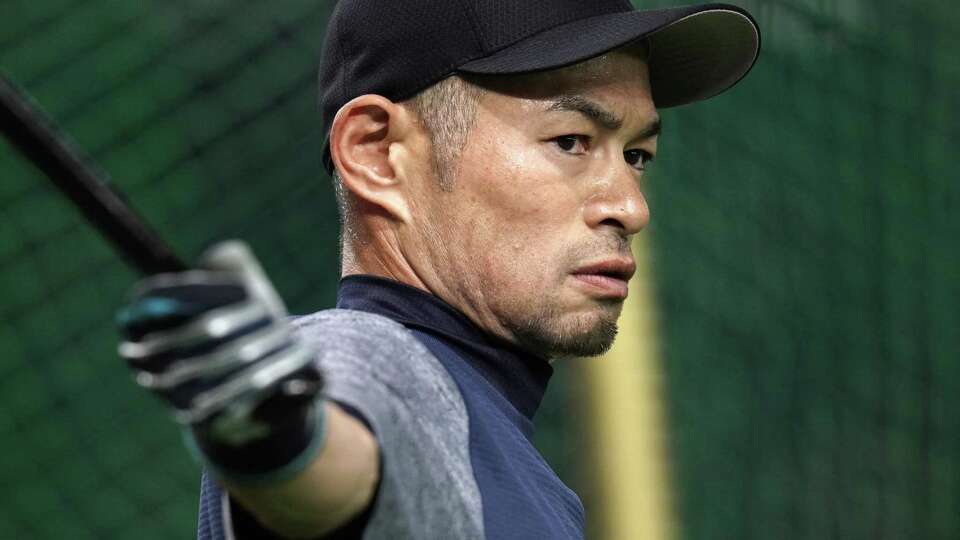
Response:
[152,337,302,413]
[117,282,248,341]
[119,299,271,362]
[134,322,293,388]
[200,240,287,318]
[172,341,318,425]
[199,240,288,319]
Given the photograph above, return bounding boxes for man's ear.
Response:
[329,94,421,223]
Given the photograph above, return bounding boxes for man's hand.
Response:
[116,240,326,482]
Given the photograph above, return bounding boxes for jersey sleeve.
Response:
[195,308,484,539]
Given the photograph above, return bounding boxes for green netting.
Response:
[1,1,958,539]
[1,2,342,538]
[642,1,960,539]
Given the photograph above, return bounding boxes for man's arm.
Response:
[225,402,379,538]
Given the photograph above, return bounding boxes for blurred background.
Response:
[1,0,957,538]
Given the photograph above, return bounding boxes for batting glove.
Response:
[116,240,325,484]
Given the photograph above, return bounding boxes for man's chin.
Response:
[514,313,620,359]
[550,319,619,358]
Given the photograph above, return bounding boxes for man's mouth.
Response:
[570,259,636,299]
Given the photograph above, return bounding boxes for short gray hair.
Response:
[331,74,484,228]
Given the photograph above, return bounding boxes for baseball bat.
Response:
[0,73,186,276]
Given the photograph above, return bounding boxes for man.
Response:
[116,1,760,538]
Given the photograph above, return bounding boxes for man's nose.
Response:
[582,163,650,237]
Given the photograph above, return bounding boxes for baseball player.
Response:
[116,1,760,538]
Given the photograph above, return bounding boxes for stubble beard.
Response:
[506,239,631,359]
[507,293,621,359]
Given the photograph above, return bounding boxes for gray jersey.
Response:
[197,309,485,539]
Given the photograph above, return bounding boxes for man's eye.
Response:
[553,135,588,153]
[624,149,653,170]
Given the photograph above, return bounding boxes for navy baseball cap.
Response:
[318,1,761,174]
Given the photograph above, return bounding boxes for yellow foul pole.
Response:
[581,234,676,540]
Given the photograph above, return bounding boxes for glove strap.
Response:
[183,398,328,487]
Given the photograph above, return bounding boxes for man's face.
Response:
[410,49,658,358]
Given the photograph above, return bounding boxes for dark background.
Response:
[1,1,957,538]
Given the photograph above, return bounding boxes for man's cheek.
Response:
[513,254,557,292]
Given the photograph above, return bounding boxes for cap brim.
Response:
[457,3,760,108]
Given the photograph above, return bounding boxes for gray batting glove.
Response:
[116,240,325,484]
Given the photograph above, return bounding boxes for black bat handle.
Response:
[0,74,187,276]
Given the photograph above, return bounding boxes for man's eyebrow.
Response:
[547,95,622,130]
[545,95,661,138]
[637,117,661,140]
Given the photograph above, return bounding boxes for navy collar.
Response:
[336,275,553,421]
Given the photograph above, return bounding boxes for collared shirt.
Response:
[197,275,584,539]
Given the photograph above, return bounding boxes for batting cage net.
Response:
[641,1,959,538]
[1,1,957,539]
